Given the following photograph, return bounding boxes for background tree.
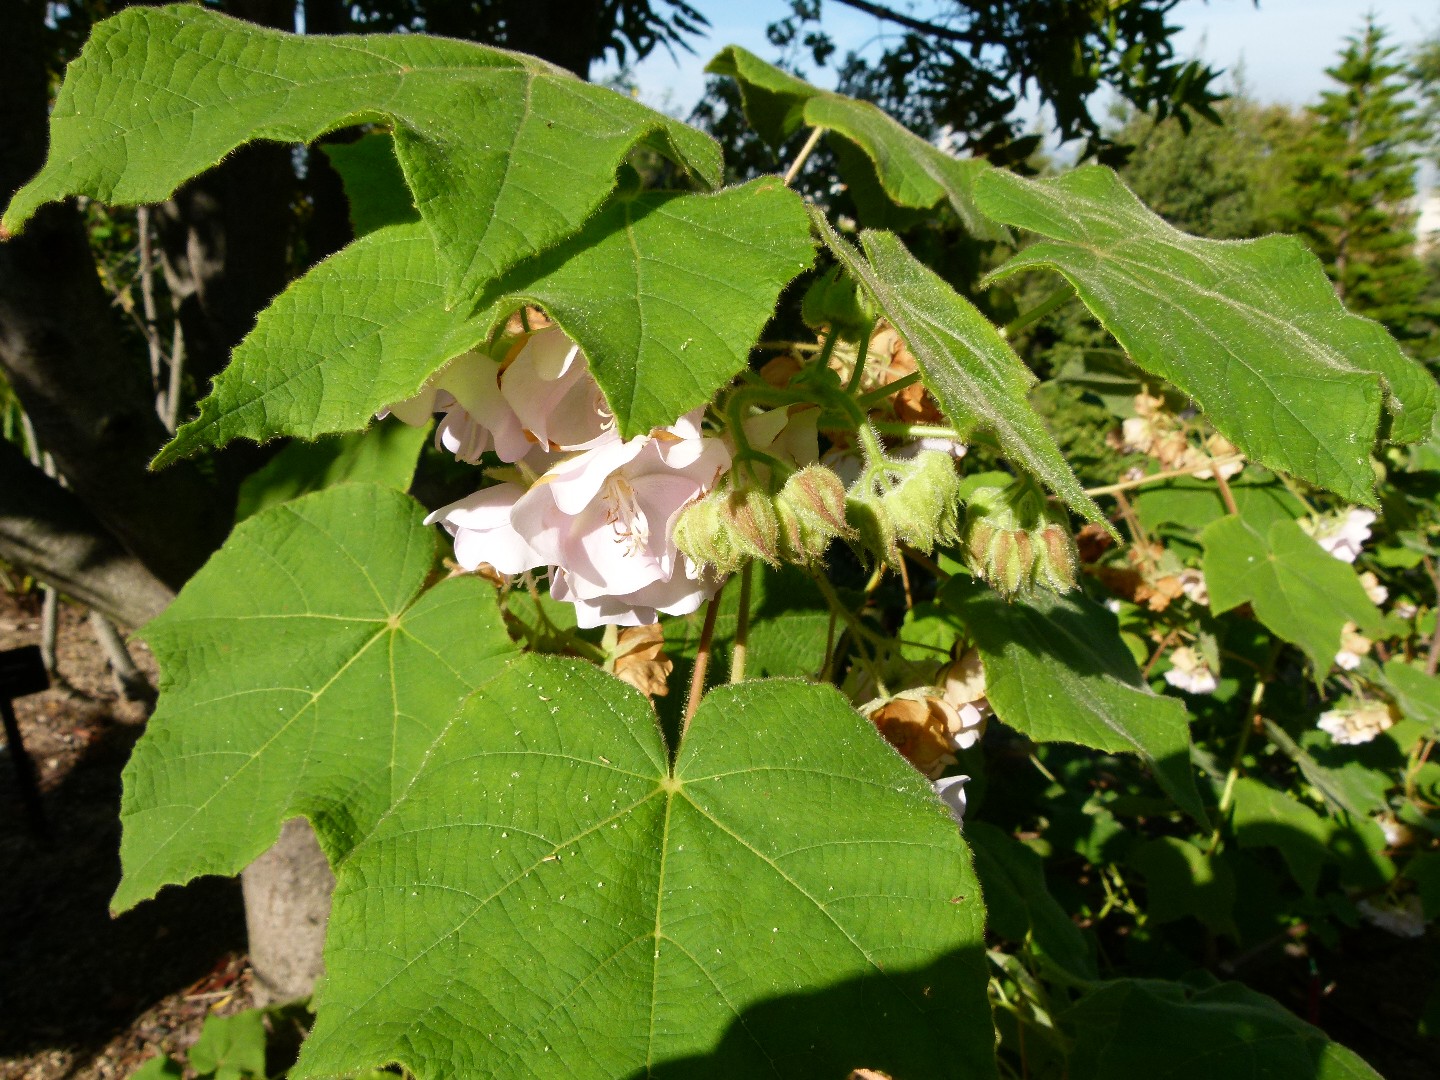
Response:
[1289,17,1436,351]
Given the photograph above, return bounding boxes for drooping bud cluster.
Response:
[847,449,964,568]
[674,465,857,574]
[962,478,1079,598]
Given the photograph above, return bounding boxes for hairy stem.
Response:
[684,587,725,733]
[730,563,753,684]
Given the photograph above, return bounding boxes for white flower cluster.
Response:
[1163,646,1218,695]
[1304,508,1376,564]
[386,327,731,627]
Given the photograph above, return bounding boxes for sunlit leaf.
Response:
[158,180,810,461]
[4,5,720,302]
[940,581,1204,819]
[296,674,995,1079]
[977,166,1437,505]
[1202,510,1383,675]
[115,483,517,911]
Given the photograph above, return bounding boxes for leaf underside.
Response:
[976,166,1438,506]
[812,209,1105,526]
[706,46,998,238]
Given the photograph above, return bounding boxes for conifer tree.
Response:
[1290,18,1435,350]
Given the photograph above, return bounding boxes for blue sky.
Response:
[596,0,1439,118]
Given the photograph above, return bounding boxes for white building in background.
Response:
[1418,192,1440,254]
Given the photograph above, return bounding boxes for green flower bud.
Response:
[1034,521,1079,593]
[673,489,743,575]
[845,489,900,569]
[800,265,874,340]
[775,465,856,565]
[961,477,1078,598]
[883,451,963,551]
[726,485,782,567]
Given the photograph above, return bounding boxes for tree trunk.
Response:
[241,818,337,1005]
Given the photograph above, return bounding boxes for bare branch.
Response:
[0,438,173,629]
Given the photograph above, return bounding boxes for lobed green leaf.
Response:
[115,483,517,911]
[4,5,721,302]
[941,580,1205,819]
[1201,509,1383,676]
[1062,979,1383,1079]
[297,673,994,1078]
[158,179,811,461]
[977,166,1438,505]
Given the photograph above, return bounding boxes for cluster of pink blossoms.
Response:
[386,326,732,627]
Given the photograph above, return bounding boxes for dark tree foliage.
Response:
[765,0,1223,164]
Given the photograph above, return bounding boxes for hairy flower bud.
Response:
[1034,521,1079,593]
[962,478,1078,599]
[801,264,874,340]
[775,466,856,565]
[674,483,783,574]
[673,490,742,576]
[884,451,963,551]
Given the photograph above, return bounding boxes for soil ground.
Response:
[0,589,254,1080]
[0,586,1435,1079]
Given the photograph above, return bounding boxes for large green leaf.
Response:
[115,483,517,911]
[297,673,994,1079]
[1132,470,1305,534]
[812,211,1104,525]
[320,133,419,238]
[490,179,814,438]
[157,179,810,461]
[1129,837,1236,936]
[1202,510,1383,675]
[706,46,995,237]
[3,5,720,302]
[153,223,493,465]
[1062,979,1383,1079]
[1384,658,1440,733]
[1230,777,1334,895]
[977,166,1437,505]
[941,580,1204,819]
[966,822,1096,981]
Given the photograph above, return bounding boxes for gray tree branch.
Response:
[0,438,174,629]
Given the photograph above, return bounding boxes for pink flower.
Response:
[1304,508,1376,563]
[511,419,730,627]
[383,326,612,465]
[933,775,970,827]
[424,482,542,577]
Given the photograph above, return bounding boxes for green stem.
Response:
[873,421,965,442]
[1002,284,1076,338]
[1207,646,1278,854]
[730,563,753,684]
[855,370,922,409]
[811,571,888,695]
[844,318,878,395]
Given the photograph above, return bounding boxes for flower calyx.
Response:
[962,477,1079,599]
[845,449,963,568]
